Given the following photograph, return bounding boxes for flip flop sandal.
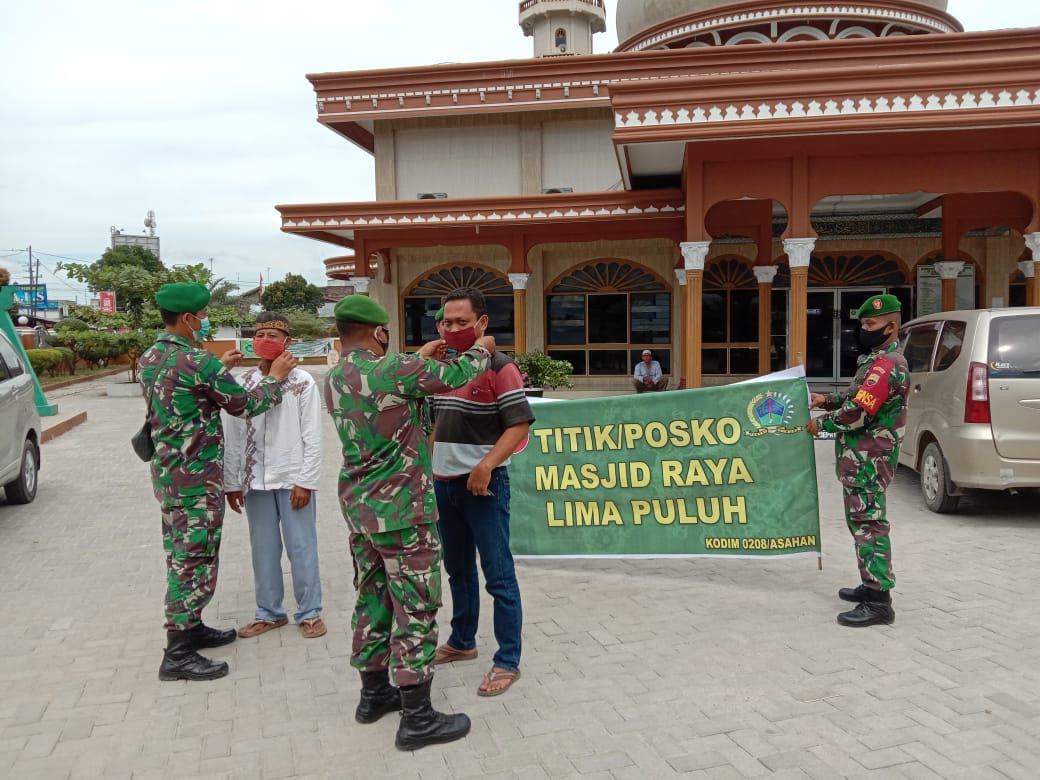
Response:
[300,617,327,639]
[434,643,478,664]
[237,617,288,638]
[477,667,520,697]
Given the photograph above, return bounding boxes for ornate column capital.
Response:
[1025,232,1040,261]
[674,268,687,286]
[680,241,711,271]
[508,273,531,291]
[1019,260,1036,279]
[933,261,965,280]
[349,276,372,295]
[752,265,779,285]
[782,238,815,268]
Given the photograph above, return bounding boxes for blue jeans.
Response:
[244,489,322,624]
[435,468,522,671]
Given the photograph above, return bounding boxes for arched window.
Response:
[555,28,567,49]
[546,260,671,377]
[402,265,514,351]
[703,258,759,375]
[808,254,910,286]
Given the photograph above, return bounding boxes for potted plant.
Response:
[513,351,573,396]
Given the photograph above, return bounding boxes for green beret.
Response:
[334,294,389,325]
[434,307,444,322]
[155,282,210,314]
[856,294,901,318]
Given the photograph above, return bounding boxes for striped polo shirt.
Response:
[430,352,535,478]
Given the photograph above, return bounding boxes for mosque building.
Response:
[277,0,1040,391]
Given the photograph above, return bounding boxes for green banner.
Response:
[509,376,820,558]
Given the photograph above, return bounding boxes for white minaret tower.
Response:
[520,0,607,57]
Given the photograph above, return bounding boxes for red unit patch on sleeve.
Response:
[852,356,894,414]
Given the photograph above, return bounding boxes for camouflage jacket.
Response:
[819,341,910,483]
[138,334,283,508]
[324,345,491,535]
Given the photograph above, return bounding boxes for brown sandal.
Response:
[433,643,478,664]
[237,617,288,638]
[477,667,520,697]
[300,617,327,639]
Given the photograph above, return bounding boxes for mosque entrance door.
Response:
[806,288,885,390]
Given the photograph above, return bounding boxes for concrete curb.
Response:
[41,367,127,393]
[41,411,88,443]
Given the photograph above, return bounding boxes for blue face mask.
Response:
[190,314,212,341]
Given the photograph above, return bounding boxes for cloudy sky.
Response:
[1,0,1035,303]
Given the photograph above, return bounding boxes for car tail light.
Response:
[964,361,991,424]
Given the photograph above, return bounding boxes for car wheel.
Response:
[3,438,39,505]
[921,441,959,514]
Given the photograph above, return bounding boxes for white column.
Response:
[349,276,372,295]
[1019,260,1036,278]
[508,273,531,290]
[508,273,531,353]
[752,265,779,284]
[933,261,965,280]
[782,238,815,368]
[680,241,710,271]
[782,238,815,269]
[679,241,710,388]
[1025,232,1040,261]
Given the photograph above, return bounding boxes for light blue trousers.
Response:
[244,489,322,624]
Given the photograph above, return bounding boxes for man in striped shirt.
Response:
[430,287,534,697]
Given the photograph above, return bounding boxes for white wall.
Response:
[541,119,620,192]
[394,124,522,199]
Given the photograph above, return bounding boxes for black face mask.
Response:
[858,324,892,350]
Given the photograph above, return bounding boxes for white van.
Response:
[0,330,42,504]
[897,308,1040,513]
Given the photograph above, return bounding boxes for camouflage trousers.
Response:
[842,486,895,592]
[349,523,442,688]
[161,500,224,631]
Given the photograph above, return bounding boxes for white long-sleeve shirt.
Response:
[223,367,322,493]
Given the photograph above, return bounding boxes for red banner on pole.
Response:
[99,291,116,315]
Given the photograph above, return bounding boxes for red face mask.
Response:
[442,326,477,353]
[253,336,287,360]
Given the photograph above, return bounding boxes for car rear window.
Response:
[989,315,1040,378]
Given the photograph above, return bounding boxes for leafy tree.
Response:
[208,305,254,330]
[47,319,92,374]
[260,273,325,314]
[283,310,331,341]
[57,257,214,329]
[120,330,160,383]
[75,331,123,368]
[92,245,164,274]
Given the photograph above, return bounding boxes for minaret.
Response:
[519,0,607,57]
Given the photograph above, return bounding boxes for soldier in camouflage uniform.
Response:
[807,293,910,627]
[138,282,297,681]
[326,295,495,751]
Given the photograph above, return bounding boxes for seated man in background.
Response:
[633,349,666,393]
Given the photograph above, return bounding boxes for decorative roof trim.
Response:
[615,87,1040,129]
[621,3,958,53]
[282,201,685,231]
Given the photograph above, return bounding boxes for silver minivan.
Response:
[0,330,42,504]
[897,307,1040,513]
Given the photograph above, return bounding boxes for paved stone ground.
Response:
[1,370,1038,779]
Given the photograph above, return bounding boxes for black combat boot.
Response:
[395,679,471,751]
[355,670,401,724]
[158,631,230,681]
[837,589,894,627]
[187,623,237,649]
[838,584,871,603]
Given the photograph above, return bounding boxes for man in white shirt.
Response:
[224,312,326,639]
[633,349,666,392]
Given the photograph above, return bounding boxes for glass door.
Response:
[806,288,886,387]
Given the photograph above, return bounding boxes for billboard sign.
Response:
[11,284,48,307]
[99,291,117,315]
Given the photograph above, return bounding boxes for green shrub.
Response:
[53,347,76,375]
[513,351,574,389]
[25,348,63,377]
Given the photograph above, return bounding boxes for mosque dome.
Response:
[615,0,959,52]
